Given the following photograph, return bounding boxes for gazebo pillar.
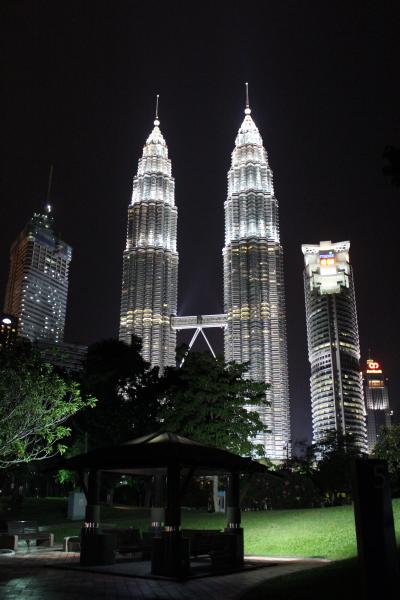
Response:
[85,469,101,525]
[151,464,189,577]
[226,472,241,528]
[165,464,181,530]
[225,471,244,566]
[150,473,165,533]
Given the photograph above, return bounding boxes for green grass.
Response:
[8,497,400,561]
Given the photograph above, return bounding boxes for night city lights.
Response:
[1,2,399,597]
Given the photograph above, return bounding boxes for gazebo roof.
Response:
[60,431,273,475]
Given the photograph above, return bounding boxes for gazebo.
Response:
[60,432,273,577]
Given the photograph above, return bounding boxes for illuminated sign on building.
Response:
[368,380,384,388]
[319,251,336,267]
[366,360,382,374]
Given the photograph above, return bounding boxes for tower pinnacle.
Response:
[245,82,251,115]
[45,164,53,214]
[154,94,160,126]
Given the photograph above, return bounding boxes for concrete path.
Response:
[0,550,330,599]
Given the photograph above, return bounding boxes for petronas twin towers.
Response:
[119,90,290,459]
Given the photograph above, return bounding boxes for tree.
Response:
[383,145,400,186]
[373,425,400,496]
[0,341,95,468]
[77,337,161,449]
[311,431,363,505]
[160,351,269,457]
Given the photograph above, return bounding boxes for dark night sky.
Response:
[2,1,400,445]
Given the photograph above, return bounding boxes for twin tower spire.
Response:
[119,86,291,460]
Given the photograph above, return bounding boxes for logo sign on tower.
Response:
[319,251,336,267]
[366,360,382,374]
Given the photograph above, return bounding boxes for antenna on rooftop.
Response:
[245,82,251,115]
[45,164,54,213]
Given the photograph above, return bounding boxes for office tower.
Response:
[363,358,392,453]
[302,240,367,453]
[4,209,72,343]
[223,90,291,459]
[119,106,178,371]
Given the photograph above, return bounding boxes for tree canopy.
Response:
[159,351,270,457]
[0,341,95,468]
[311,431,364,504]
[383,145,400,186]
[373,424,400,495]
[77,337,161,448]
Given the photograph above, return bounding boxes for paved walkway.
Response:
[0,550,330,599]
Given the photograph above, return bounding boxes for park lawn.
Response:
[14,497,400,561]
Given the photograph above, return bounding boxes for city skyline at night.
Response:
[2,1,399,446]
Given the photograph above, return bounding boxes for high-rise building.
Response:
[363,357,392,453]
[4,209,72,343]
[302,240,367,453]
[119,106,178,371]
[223,91,291,460]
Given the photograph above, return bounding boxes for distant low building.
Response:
[0,313,18,349]
[35,340,87,374]
[363,358,392,453]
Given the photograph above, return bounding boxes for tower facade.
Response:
[119,112,178,371]
[4,210,72,343]
[302,240,367,453]
[223,99,291,460]
[363,358,391,453]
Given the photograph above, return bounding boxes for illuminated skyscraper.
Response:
[363,358,392,453]
[223,89,291,459]
[4,209,72,343]
[302,240,367,453]
[119,103,178,371]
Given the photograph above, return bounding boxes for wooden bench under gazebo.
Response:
[59,432,273,578]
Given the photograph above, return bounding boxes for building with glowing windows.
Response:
[302,240,367,453]
[119,107,178,371]
[4,210,72,343]
[223,93,291,460]
[363,358,391,453]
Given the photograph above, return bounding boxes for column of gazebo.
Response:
[80,469,116,566]
[225,471,244,566]
[84,469,101,525]
[150,473,165,534]
[151,464,190,577]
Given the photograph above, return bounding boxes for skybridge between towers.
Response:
[170,314,227,366]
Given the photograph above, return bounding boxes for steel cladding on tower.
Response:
[302,240,367,453]
[223,98,291,460]
[119,110,178,371]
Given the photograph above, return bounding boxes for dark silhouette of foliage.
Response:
[383,145,400,186]
[77,337,161,449]
[373,424,400,496]
[311,431,364,505]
